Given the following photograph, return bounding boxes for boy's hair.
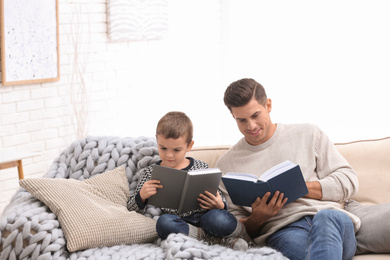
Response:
[156,111,193,145]
[223,78,268,112]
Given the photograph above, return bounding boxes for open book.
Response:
[148,165,222,214]
[221,160,308,207]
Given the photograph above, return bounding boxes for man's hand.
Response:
[241,191,287,238]
[305,181,322,200]
[139,180,163,202]
[198,191,225,209]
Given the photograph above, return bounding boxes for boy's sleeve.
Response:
[127,191,147,212]
[135,192,147,209]
[126,167,152,213]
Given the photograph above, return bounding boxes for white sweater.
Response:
[216,123,361,245]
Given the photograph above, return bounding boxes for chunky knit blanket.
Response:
[0,136,287,260]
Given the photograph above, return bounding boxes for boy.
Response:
[127,111,250,250]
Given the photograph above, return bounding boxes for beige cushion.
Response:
[20,167,158,252]
[335,137,390,205]
[187,146,231,168]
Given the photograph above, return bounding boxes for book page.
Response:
[188,168,221,175]
[223,172,259,182]
[259,160,296,181]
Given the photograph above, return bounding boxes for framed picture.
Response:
[1,0,60,86]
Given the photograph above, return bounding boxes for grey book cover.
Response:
[148,165,222,214]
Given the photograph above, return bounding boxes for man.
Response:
[216,78,360,260]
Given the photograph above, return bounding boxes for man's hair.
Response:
[223,78,267,112]
[156,111,193,145]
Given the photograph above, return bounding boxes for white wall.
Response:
[1,0,389,214]
[221,0,390,143]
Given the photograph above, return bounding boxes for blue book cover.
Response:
[221,161,308,207]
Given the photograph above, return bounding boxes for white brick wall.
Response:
[0,0,225,215]
[0,0,129,214]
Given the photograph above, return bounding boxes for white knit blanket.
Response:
[0,136,287,260]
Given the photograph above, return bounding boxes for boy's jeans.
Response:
[267,209,357,260]
[156,209,237,239]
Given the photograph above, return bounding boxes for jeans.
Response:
[267,209,356,260]
[156,209,237,239]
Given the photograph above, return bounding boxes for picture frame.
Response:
[1,0,60,86]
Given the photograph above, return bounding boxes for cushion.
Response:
[335,137,390,205]
[345,199,390,255]
[19,166,158,252]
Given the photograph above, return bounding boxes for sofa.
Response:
[0,136,389,259]
[187,136,390,260]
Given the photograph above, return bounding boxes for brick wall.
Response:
[0,0,140,213]
[0,0,224,214]
[0,1,98,213]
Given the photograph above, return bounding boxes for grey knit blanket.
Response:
[0,136,287,260]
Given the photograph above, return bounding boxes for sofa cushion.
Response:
[187,146,231,168]
[19,166,158,252]
[335,137,390,205]
[345,200,390,255]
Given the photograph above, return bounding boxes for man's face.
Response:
[231,98,275,146]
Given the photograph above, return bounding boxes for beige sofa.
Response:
[187,136,390,260]
[1,136,388,259]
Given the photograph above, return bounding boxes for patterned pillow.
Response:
[19,167,158,252]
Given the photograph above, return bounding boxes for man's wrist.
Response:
[241,215,262,238]
[305,181,322,200]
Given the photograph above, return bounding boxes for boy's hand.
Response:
[198,191,225,210]
[140,180,163,202]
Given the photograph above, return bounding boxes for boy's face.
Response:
[156,134,194,169]
[231,97,276,146]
